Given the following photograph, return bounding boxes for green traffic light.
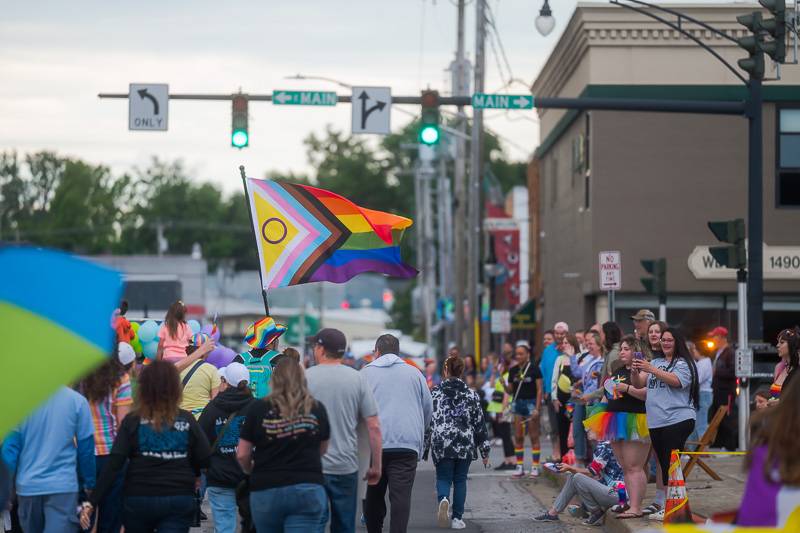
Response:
[232,129,249,148]
[419,125,440,145]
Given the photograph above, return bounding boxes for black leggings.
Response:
[493,418,515,458]
[556,407,571,458]
[649,418,695,485]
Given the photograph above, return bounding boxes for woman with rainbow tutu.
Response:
[583,335,649,519]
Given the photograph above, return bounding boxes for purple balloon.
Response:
[207,345,237,368]
[201,324,221,342]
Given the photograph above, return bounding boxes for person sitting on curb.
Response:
[532,440,624,527]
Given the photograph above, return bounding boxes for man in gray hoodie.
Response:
[361,334,433,533]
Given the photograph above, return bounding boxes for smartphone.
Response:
[634,352,644,360]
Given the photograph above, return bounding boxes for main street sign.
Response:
[129,83,168,131]
[688,243,800,279]
[272,90,337,106]
[472,93,534,110]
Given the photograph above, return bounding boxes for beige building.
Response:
[529,2,800,342]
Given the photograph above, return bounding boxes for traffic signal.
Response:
[708,218,746,270]
[737,11,766,79]
[641,258,666,301]
[419,90,440,145]
[231,95,249,149]
[759,0,786,64]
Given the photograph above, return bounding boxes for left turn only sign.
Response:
[129,83,168,131]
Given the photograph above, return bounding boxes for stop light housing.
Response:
[641,258,667,300]
[419,90,440,145]
[737,12,766,79]
[759,0,786,64]
[708,218,746,270]
[231,95,249,149]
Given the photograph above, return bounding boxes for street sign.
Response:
[472,93,534,110]
[352,87,391,134]
[736,347,753,378]
[129,83,168,131]
[285,314,320,345]
[272,90,337,106]
[688,243,800,279]
[483,217,519,231]
[490,310,512,334]
[599,251,622,290]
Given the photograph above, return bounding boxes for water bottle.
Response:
[616,481,628,506]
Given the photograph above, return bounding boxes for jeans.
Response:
[435,458,471,520]
[122,494,195,533]
[250,483,326,533]
[365,451,418,533]
[650,419,695,486]
[689,391,713,443]
[95,454,125,533]
[207,486,238,533]
[553,473,617,513]
[573,403,588,461]
[319,472,359,533]
[17,492,79,533]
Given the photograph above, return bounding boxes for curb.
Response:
[539,468,638,533]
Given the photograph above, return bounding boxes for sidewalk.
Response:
[540,453,747,533]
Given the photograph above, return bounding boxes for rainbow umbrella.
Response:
[0,246,123,438]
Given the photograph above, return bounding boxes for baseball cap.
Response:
[554,321,569,332]
[118,342,136,366]
[707,326,729,338]
[244,316,287,349]
[515,340,530,349]
[312,328,347,354]
[630,309,656,321]
[222,362,250,387]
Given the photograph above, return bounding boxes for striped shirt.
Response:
[89,373,133,455]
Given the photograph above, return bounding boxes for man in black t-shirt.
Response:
[500,341,543,478]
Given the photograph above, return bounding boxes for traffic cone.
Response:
[664,449,694,524]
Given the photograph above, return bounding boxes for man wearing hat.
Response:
[306,328,382,533]
[233,317,287,399]
[708,326,737,450]
[631,309,656,341]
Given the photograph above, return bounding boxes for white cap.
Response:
[118,342,136,366]
[217,367,227,382]
[515,340,530,349]
[222,362,250,387]
[554,321,569,332]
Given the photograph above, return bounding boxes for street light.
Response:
[535,0,556,36]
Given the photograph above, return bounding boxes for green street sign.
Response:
[272,90,337,106]
[285,314,320,344]
[471,93,534,110]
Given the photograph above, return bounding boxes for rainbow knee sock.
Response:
[532,449,541,467]
[515,448,524,466]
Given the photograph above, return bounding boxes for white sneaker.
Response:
[437,498,450,528]
[648,509,665,521]
[530,465,540,478]
[451,517,466,529]
[511,465,525,478]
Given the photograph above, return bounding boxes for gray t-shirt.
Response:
[306,363,378,475]
[645,357,696,429]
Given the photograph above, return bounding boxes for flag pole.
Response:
[240,165,271,316]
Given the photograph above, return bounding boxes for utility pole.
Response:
[747,77,764,342]
[453,0,468,352]
[468,0,486,358]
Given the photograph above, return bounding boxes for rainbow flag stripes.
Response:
[0,246,123,438]
[245,178,417,288]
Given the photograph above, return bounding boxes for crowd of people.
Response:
[2,298,799,532]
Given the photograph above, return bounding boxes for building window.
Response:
[777,108,800,207]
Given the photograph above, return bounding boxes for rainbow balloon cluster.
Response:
[126,319,236,369]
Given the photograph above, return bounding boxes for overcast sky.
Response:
[1,0,738,192]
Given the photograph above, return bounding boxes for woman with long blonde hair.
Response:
[237,358,331,532]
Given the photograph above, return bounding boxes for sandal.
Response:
[610,504,629,513]
[642,503,662,515]
[617,512,644,520]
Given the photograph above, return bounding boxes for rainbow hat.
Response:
[244,316,287,349]
[191,332,210,347]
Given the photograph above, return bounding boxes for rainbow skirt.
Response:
[583,404,649,442]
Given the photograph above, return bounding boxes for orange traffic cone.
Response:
[664,449,695,524]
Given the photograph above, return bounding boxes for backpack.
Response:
[238,350,280,399]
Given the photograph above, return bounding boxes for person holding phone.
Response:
[532,440,624,526]
[583,336,649,519]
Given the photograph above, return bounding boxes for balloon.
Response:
[130,337,142,354]
[143,340,159,360]
[207,345,237,369]
[138,320,158,343]
[201,323,221,342]
[188,320,201,334]
[130,321,140,333]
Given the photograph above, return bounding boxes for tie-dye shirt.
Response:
[89,373,133,455]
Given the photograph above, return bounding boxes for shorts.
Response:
[512,400,538,418]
